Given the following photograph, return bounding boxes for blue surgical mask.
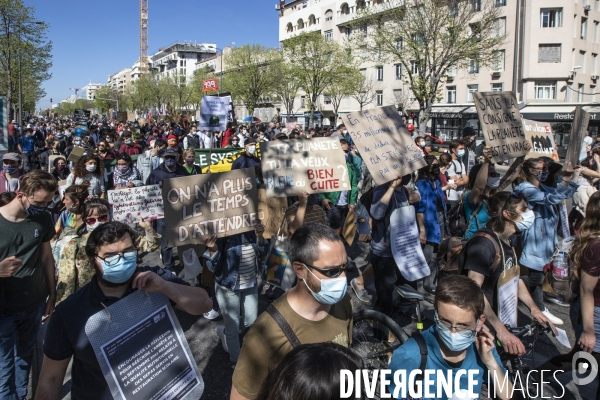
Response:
[164,158,177,167]
[100,251,138,284]
[436,321,476,352]
[303,265,347,305]
[486,176,501,189]
[3,165,18,174]
[419,141,426,147]
[457,149,465,157]
[515,209,535,232]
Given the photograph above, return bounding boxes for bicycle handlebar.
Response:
[508,320,552,338]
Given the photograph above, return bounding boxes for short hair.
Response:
[435,275,485,318]
[85,221,139,258]
[183,148,196,158]
[449,140,462,152]
[20,170,57,197]
[256,342,363,400]
[288,222,342,265]
[154,138,167,148]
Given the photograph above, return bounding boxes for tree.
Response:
[0,0,52,120]
[93,86,121,113]
[166,70,192,114]
[223,44,280,117]
[273,61,301,122]
[189,66,215,115]
[350,74,379,111]
[282,32,352,128]
[350,0,505,130]
[324,67,360,125]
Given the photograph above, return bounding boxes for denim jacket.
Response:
[415,178,447,245]
[203,231,266,291]
[514,181,578,271]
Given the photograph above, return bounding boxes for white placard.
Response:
[390,206,430,281]
[498,275,519,328]
[108,185,164,225]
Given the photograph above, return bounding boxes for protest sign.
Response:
[202,78,219,92]
[85,291,204,400]
[257,186,287,238]
[58,180,67,199]
[48,155,63,172]
[116,112,127,122]
[521,119,559,161]
[67,146,84,163]
[473,91,527,163]
[565,106,591,166]
[73,109,91,125]
[108,185,164,225]
[162,168,259,247]
[343,105,426,185]
[261,137,350,198]
[199,96,230,132]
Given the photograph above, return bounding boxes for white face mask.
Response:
[86,220,102,232]
[247,145,256,155]
[86,164,97,172]
[486,176,501,189]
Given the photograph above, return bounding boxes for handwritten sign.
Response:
[257,187,287,238]
[473,91,527,163]
[521,119,559,161]
[343,105,426,185]
[108,185,165,225]
[261,138,349,198]
[85,291,204,400]
[565,106,591,165]
[162,168,259,247]
[202,78,219,93]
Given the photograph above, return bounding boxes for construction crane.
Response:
[140,0,148,74]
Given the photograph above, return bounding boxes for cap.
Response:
[164,148,178,157]
[167,134,177,141]
[245,138,257,145]
[461,126,477,138]
[3,152,22,162]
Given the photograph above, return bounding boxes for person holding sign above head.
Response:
[514,159,581,325]
[446,140,469,210]
[231,137,261,169]
[462,191,556,356]
[37,222,212,400]
[146,148,190,271]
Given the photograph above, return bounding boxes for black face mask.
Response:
[430,165,441,177]
[157,149,166,157]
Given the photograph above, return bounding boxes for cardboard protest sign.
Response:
[199,96,230,132]
[108,185,165,225]
[521,119,559,161]
[565,106,591,165]
[85,291,204,400]
[116,112,128,122]
[343,105,426,185]
[67,146,84,163]
[162,168,259,247]
[473,91,528,163]
[47,155,63,172]
[257,187,288,238]
[261,137,350,198]
[58,180,67,199]
[73,109,90,125]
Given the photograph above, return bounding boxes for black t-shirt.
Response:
[462,229,516,313]
[43,266,188,400]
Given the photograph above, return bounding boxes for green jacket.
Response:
[318,160,359,206]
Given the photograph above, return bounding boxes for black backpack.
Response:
[447,192,484,238]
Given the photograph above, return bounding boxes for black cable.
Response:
[565,84,600,96]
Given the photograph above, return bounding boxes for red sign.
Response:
[202,78,219,92]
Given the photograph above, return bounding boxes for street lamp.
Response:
[17,20,44,128]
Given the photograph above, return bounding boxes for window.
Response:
[580,51,587,73]
[493,50,505,71]
[471,0,481,11]
[467,85,478,102]
[495,0,506,6]
[356,0,366,11]
[301,96,306,108]
[538,44,561,63]
[410,60,419,74]
[494,17,507,37]
[341,3,350,14]
[287,23,293,32]
[376,66,384,81]
[395,37,403,50]
[345,27,352,38]
[595,21,599,43]
[360,68,367,77]
[323,95,332,105]
[467,58,479,74]
[578,84,585,102]
[325,10,333,21]
[446,65,457,77]
[491,83,504,92]
[582,18,588,40]
[393,89,403,104]
[540,9,562,28]
[376,91,383,106]
[447,86,456,104]
[593,53,598,75]
[298,19,305,29]
[302,1,307,8]
[395,63,402,80]
[534,81,557,99]
[324,30,333,40]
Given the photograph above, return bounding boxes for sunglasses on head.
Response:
[86,214,109,225]
[303,262,348,278]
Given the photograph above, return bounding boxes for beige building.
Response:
[278,0,600,150]
[107,68,132,95]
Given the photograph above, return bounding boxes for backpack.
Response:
[447,191,484,238]
[437,231,502,280]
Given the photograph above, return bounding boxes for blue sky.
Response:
[28,0,281,110]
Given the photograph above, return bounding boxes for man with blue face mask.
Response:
[230,223,353,400]
[388,276,512,400]
[0,153,26,195]
[37,222,212,400]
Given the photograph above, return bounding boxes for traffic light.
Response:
[50,98,52,103]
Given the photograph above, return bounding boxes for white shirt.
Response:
[446,159,466,201]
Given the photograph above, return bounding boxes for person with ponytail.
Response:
[55,198,160,303]
[513,158,581,325]
[54,182,89,239]
[463,191,555,355]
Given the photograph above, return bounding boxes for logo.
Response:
[572,351,598,385]
[153,311,166,324]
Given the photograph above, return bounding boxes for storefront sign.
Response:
[473,91,528,162]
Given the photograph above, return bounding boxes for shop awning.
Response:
[519,105,577,121]
[429,106,470,119]
[460,106,479,119]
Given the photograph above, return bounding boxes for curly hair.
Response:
[73,154,104,179]
[571,191,600,279]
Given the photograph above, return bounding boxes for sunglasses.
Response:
[303,262,348,278]
[86,214,109,225]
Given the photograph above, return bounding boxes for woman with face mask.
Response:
[513,158,581,325]
[108,153,143,190]
[54,182,89,239]
[463,191,556,356]
[54,198,159,304]
[66,154,106,199]
[51,156,70,181]
[182,149,202,175]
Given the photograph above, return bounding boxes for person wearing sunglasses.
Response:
[230,223,353,400]
[388,275,512,400]
[55,198,160,304]
[38,222,212,400]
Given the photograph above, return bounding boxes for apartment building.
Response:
[150,42,217,82]
[107,68,132,95]
[81,83,103,101]
[278,0,600,147]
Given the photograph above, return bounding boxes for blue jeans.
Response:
[155,218,173,269]
[215,284,258,362]
[0,300,45,400]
